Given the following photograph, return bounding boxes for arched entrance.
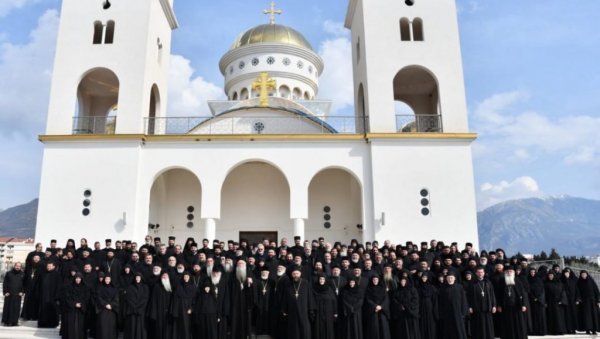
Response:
[307,168,363,243]
[220,161,290,244]
[149,168,202,242]
[75,68,119,134]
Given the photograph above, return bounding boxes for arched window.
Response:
[413,18,424,41]
[303,91,310,100]
[232,92,238,101]
[393,66,441,132]
[279,85,290,99]
[93,21,103,44]
[292,88,302,100]
[147,84,160,134]
[105,20,115,44]
[400,18,411,41]
[75,68,120,134]
[240,88,249,100]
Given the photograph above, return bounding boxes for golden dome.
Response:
[230,24,313,51]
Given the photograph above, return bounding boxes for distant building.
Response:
[0,237,35,271]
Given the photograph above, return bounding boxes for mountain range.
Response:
[0,197,599,255]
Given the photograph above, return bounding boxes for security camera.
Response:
[405,0,415,6]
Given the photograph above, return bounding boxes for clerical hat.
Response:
[290,265,302,273]
[260,266,270,272]
[168,236,176,240]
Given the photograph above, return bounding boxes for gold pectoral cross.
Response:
[252,72,277,107]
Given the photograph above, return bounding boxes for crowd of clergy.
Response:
[2,235,600,339]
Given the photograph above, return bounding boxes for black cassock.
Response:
[312,281,337,339]
[329,275,346,339]
[544,278,567,335]
[466,278,496,339]
[497,279,528,339]
[254,278,275,335]
[95,282,119,339]
[438,283,468,339]
[171,281,197,339]
[194,279,229,339]
[576,274,600,332]
[561,274,579,334]
[38,267,62,328]
[282,278,315,339]
[391,284,420,339]
[62,278,90,339]
[364,281,391,339]
[21,263,41,320]
[146,281,174,339]
[416,281,438,339]
[340,283,363,339]
[124,280,149,339]
[527,274,547,335]
[1,268,24,326]
[273,274,290,339]
[229,276,255,339]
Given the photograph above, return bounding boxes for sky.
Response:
[0,0,599,211]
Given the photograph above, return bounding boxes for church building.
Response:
[35,0,479,248]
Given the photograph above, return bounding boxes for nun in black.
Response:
[312,273,337,339]
[95,275,119,339]
[171,271,197,339]
[61,273,90,339]
[341,277,364,339]
[124,272,149,339]
[527,268,547,336]
[364,275,391,339]
[576,270,600,334]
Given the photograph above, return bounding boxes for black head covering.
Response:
[97,279,118,300]
[366,275,386,304]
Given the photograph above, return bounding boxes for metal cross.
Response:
[264,1,282,25]
[252,72,277,107]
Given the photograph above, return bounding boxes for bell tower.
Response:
[45,0,178,135]
[345,0,469,133]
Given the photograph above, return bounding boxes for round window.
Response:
[421,208,430,216]
[187,206,195,213]
[239,61,245,69]
[324,222,332,229]
[187,222,194,228]
[297,60,304,69]
[267,56,275,65]
[283,57,291,66]
[420,189,429,197]
[82,208,90,216]
[252,58,260,66]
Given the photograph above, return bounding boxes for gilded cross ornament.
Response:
[264,1,282,25]
[252,72,277,107]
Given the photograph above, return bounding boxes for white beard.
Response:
[277,270,285,277]
[161,278,172,292]
[383,272,393,283]
[504,275,515,286]
[236,268,247,282]
[211,275,221,286]
[224,264,233,273]
[206,265,213,276]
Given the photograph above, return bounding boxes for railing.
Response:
[145,115,364,135]
[529,259,600,281]
[72,116,117,135]
[396,114,443,133]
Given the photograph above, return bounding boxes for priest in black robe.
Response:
[282,265,315,339]
[438,272,469,339]
[576,270,599,335]
[273,262,290,339]
[21,255,42,321]
[496,266,528,339]
[312,273,337,339]
[526,268,546,335]
[544,271,567,335]
[171,272,197,339]
[340,277,363,339]
[229,259,255,339]
[364,275,391,339]
[194,265,229,339]
[391,276,420,339]
[147,272,175,339]
[416,273,438,339]
[61,273,90,339]
[38,261,62,328]
[95,275,119,339]
[466,266,496,339]
[255,266,275,336]
[124,273,149,339]
[2,262,24,326]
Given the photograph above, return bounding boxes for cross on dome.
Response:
[264,1,282,25]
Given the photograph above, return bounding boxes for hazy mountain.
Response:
[0,199,37,238]
[478,196,600,256]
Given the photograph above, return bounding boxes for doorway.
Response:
[240,232,278,246]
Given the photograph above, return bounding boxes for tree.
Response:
[539,251,548,261]
[549,248,561,260]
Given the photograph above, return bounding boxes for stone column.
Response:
[204,218,216,243]
[293,218,305,242]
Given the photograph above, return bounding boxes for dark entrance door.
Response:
[239,232,278,246]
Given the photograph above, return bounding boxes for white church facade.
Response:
[35,0,479,248]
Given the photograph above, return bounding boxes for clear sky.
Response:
[0,0,599,211]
